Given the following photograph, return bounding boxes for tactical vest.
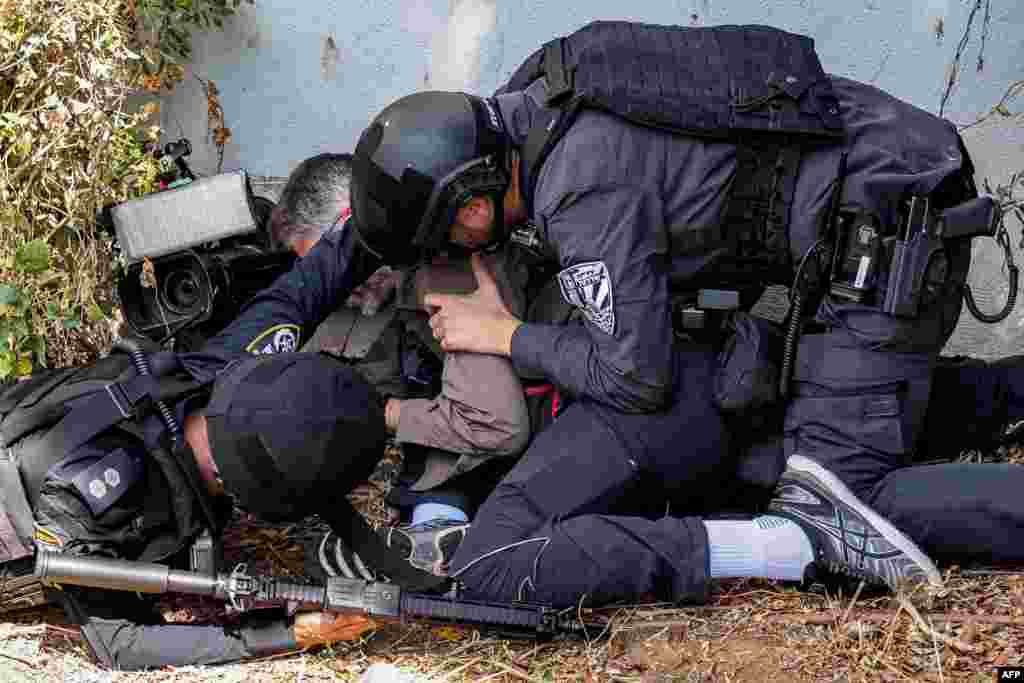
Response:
[505,21,845,292]
[0,348,219,582]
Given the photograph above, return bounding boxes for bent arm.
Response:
[82,612,296,670]
[56,588,296,671]
[511,185,675,413]
[187,223,381,379]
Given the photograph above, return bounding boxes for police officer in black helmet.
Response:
[200,22,1024,609]
[339,84,944,606]
[348,94,519,269]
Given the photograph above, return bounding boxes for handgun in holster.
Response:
[829,195,1000,317]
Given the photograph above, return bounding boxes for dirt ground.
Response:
[2,569,1022,682]
[2,451,1023,682]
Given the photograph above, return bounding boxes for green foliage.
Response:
[134,0,252,89]
[1,0,162,374]
[14,239,50,273]
[0,238,92,378]
[0,0,243,375]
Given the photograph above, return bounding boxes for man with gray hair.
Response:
[269,153,353,257]
[268,153,407,317]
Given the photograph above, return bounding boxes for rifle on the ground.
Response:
[35,551,598,639]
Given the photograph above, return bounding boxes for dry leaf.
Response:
[140,257,157,289]
[42,110,67,129]
[607,635,626,659]
[68,100,90,115]
[960,620,977,643]
[627,641,685,672]
[432,626,466,641]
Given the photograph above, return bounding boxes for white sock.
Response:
[411,502,469,526]
[704,516,815,581]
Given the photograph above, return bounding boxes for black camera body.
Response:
[111,169,295,351]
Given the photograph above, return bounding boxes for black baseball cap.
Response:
[204,353,386,522]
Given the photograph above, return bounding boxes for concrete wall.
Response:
[162,0,1023,177]
[161,0,1024,356]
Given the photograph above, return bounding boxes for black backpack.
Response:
[0,343,220,612]
[504,21,845,292]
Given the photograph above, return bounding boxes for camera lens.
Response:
[161,268,204,315]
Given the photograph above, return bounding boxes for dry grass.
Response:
[1,447,1022,682]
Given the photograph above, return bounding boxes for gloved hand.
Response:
[293,610,378,648]
[319,530,379,581]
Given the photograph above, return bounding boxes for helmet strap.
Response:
[482,188,508,249]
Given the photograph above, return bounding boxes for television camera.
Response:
[106,140,296,351]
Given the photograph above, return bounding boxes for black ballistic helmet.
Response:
[350,91,511,266]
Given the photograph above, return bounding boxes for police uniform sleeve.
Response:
[195,222,381,370]
[510,185,674,413]
[57,587,298,670]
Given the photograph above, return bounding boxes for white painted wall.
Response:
[162,0,1023,177]
[161,0,1024,356]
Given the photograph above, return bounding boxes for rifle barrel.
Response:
[35,551,219,596]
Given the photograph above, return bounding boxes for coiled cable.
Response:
[114,337,181,443]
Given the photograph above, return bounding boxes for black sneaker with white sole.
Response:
[383,518,469,577]
[768,454,943,591]
[318,518,469,581]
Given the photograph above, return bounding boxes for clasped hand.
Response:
[423,253,521,356]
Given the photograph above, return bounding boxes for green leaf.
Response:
[10,319,29,340]
[32,335,47,368]
[86,302,106,322]
[0,352,14,380]
[91,61,114,80]
[0,283,19,305]
[14,240,50,273]
[45,303,59,319]
[0,112,21,130]
[61,316,82,330]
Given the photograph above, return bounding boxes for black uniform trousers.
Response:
[867,354,1024,565]
[450,345,1024,609]
[449,343,728,607]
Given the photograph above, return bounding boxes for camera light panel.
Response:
[113,171,261,262]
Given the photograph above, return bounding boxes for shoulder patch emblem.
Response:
[245,324,301,355]
[557,261,615,336]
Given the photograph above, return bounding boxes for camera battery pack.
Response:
[112,171,261,262]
